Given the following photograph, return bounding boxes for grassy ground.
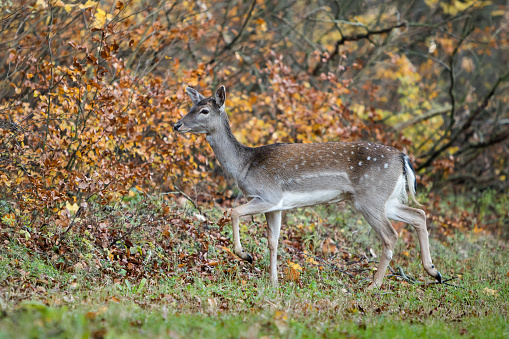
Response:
[0,196,507,338]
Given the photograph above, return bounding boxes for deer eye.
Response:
[200,109,209,115]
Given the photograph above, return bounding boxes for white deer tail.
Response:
[403,155,422,207]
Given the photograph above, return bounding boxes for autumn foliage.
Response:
[1,0,508,236]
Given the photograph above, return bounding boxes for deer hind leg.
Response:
[386,203,442,283]
[265,211,282,286]
[231,198,275,264]
[356,203,399,290]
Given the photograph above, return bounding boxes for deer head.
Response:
[173,86,226,134]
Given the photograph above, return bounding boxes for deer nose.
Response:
[173,122,182,131]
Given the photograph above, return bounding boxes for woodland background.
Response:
[0,1,508,336]
[1,0,508,233]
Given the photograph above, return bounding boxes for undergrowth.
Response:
[0,195,507,338]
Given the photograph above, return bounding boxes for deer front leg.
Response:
[231,198,275,263]
[265,211,282,286]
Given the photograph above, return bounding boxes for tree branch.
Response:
[312,22,407,75]
[208,0,257,65]
[417,71,509,171]
[394,106,452,131]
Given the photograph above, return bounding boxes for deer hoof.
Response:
[236,250,253,263]
[242,252,253,264]
[435,271,442,283]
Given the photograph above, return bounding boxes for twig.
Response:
[312,22,407,75]
[388,267,468,290]
[60,183,111,239]
[208,0,257,65]
[173,185,202,214]
[108,223,144,248]
[418,70,509,170]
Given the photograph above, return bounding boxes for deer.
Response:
[173,85,442,289]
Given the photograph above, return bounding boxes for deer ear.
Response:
[185,87,205,105]
[215,85,226,111]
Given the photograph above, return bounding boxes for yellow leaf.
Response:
[305,256,319,265]
[287,260,302,271]
[66,201,80,214]
[491,9,505,16]
[274,310,289,334]
[78,0,97,9]
[91,8,113,28]
[473,224,483,234]
[64,4,75,13]
[483,287,499,296]
[254,18,267,32]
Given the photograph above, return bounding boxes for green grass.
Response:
[1,303,507,338]
[0,198,507,338]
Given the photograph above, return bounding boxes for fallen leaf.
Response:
[85,311,97,320]
[283,267,300,282]
[108,296,120,303]
[483,287,499,296]
[274,310,289,334]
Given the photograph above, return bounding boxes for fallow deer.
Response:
[173,86,442,289]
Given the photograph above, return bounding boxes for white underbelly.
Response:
[272,190,347,211]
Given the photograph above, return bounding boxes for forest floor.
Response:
[0,195,507,338]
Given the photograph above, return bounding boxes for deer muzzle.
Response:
[173,122,183,131]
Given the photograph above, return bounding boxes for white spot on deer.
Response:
[350,166,353,170]
[367,156,371,160]
[359,161,363,166]
[384,163,388,169]
[351,151,354,154]
[295,164,299,169]
[381,155,384,158]
[373,158,377,161]
[332,151,336,154]
[302,161,306,165]
[366,147,369,150]
[364,174,369,178]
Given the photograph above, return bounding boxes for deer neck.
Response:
[206,114,250,180]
